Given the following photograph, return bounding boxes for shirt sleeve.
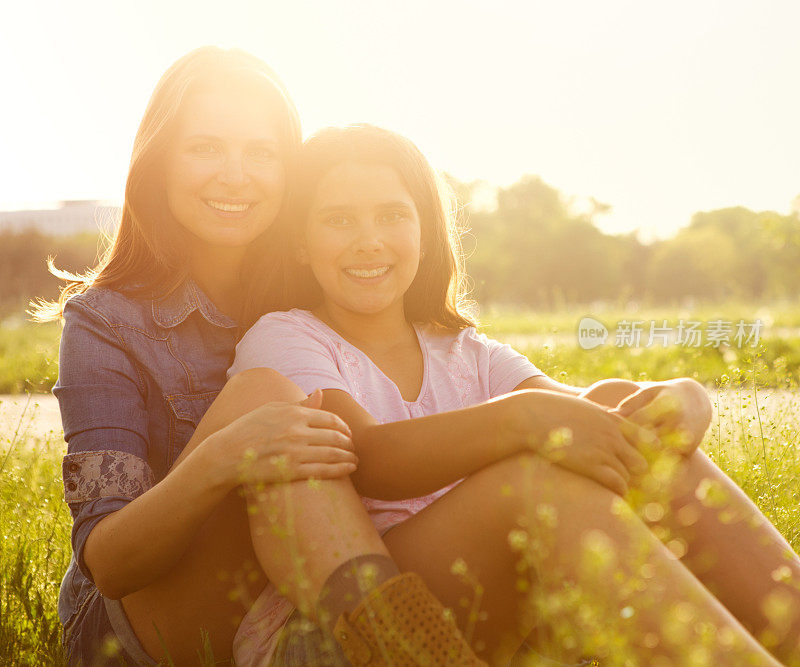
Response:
[472,329,546,397]
[54,296,154,585]
[229,313,351,396]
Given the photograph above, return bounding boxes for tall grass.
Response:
[2,305,800,664]
[1,397,70,665]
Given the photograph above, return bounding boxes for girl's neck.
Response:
[188,245,247,319]
[314,302,414,351]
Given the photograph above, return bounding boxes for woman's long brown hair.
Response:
[31,46,301,322]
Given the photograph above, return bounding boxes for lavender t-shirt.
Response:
[229,308,545,533]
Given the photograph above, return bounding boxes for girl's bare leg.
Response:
[178,368,390,613]
[380,453,779,666]
[121,369,386,663]
[634,448,800,662]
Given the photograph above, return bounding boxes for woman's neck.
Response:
[188,245,246,319]
[315,302,414,351]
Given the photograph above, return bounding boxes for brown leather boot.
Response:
[332,572,487,666]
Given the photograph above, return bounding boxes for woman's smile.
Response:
[164,85,286,256]
[204,199,254,214]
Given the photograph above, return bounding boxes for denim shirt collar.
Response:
[151,279,238,329]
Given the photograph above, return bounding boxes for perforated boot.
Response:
[332,572,487,666]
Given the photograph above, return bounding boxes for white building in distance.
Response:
[0,200,120,237]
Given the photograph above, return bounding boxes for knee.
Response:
[579,378,640,408]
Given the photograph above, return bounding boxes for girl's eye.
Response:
[324,215,351,227]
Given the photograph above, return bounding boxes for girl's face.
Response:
[303,161,422,319]
[164,83,286,256]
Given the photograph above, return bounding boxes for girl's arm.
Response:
[518,375,713,457]
[321,385,651,500]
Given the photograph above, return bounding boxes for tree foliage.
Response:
[2,183,799,317]
[449,176,800,306]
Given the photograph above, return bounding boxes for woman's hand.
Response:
[509,389,653,496]
[206,389,358,491]
[610,379,712,458]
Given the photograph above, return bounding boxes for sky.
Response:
[1,0,798,241]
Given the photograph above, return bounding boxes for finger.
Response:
[593,465,629,497]
[614,440,649,476]
[625,407,671,430]
[297,407,352,437]
[296,445,358,466]
[613,387,661,417]
[611,413,660,452]
[294,462,358,480]
[600,451,630,484]
[631,393,681,425]
[284,425,355,451]
[299,388,323,410]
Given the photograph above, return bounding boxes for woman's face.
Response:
[302,161,422,319]
[164,83,286,256]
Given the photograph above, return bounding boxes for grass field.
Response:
[1,303,800,664]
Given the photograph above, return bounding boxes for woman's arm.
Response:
[58,298,355,600]
[85,377,354,600]
[83,430,232,599]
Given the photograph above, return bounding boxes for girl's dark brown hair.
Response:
[241,123,475,331]
[31,46,301,321]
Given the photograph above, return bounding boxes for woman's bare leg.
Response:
[381,453,779,666]
[121,369,386,663]
[632,448,800,663]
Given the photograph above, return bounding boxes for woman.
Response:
[40,47,481,665]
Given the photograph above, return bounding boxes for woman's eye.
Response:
[189,143,218,155]
[248,146,277,161]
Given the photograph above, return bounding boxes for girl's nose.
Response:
[353,223,384,252]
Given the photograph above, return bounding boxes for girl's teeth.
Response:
[345,266,389,278]
[207,200,250,212]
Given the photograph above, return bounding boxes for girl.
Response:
[229,123,800,665]
[41,49,481,665]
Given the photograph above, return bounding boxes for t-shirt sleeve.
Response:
[472,329,546,397]
[229,313,350,395]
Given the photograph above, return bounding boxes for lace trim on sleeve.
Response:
[62,450,154,504]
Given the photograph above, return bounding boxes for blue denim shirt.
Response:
[55,280,238,631]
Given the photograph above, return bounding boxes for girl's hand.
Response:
[512,390,653,496]
[212,389,358,489]
[610,379,712,457]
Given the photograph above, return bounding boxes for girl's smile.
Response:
[302,161,422,320]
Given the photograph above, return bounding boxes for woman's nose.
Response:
[217,152,249,187]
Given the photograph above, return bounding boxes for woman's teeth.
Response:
[206,200,250,212]
[345,266,389,278]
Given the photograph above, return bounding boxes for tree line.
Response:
[2,175,798,318]
[452,175,800,307]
